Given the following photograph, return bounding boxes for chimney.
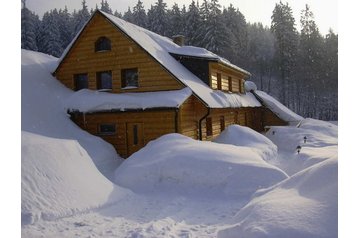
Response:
[172,35,185,46]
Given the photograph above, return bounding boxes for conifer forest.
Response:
[21,0,338,120]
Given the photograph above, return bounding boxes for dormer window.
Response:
[95,37,111,52]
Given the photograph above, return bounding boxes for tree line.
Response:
[21,0,338,121]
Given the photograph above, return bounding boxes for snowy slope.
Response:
[218,158,338,238]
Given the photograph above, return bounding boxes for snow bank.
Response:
[21,131,131,225]
[115,134,287,199]
[22,50,130,225]
[255,90,303,122]
[214,125,278,161]
[217,158,338,238]
[66,88,192,113]
[22,49,122,178]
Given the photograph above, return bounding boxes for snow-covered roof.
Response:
[255,90,304,122]
[66,88,192,113]
[56,10,260,109]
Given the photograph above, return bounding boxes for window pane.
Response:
[220,116,225,132]
[99,124,116,135]
[97,71,112,90]
[133,125,138,145]
[95,37,111,52]
[74,74,88,91]
[122,68,138,88]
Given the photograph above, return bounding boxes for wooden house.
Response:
[53,10,287,158]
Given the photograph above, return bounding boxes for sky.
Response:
[25,0,338,34]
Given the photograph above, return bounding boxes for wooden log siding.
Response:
[55,13,183,93]
[71,110,177,158]
[262,108,288,127]
[209,62,248,93]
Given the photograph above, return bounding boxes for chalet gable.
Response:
[54,10,261,109]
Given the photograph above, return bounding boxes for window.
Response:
[220,116,225,132]
[228,77,233,92]
[217,73,222,90]
[95,37,111,52]
[98,124,116,135]
[206,117,212,136]
[74,73,88,91]
[96,71,112,90]
[121,68,139,88]
[133,125,138,145]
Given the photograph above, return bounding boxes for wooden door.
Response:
[126,122,144,157]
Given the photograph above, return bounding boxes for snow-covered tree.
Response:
[147,0,168,36]
[72,0,90,37]
[271,1,299,108]
[21,0,39,51]
[100,0,112,14]
[222,4,248,66]
[184,1,201,46]
[37,9,63,57]
[167,3,185,37]
[132,0,147,28]
[58,6,72,50]
[123,7,134,23]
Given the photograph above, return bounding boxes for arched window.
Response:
[95,37,111,52]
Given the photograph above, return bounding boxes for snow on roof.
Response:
[57,10,260,109]
[66,88,192,113]
[255,90,304,122]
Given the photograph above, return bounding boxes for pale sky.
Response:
[26,0,338,34]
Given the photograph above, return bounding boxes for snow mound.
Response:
[244,81,257,92]
[114,134,288,199]
[21,131,131,225]
[214,125,278,161]
[217,158,338,238]
[255,90,304,122]
[299,118,338,138]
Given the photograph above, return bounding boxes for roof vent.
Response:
[172,35,185,46]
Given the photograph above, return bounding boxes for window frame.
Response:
[73,73,88,91]
[96,70,112,91]
[217,73,222,90]
[95,36,111,52]
[98,123,116,135]
[121,68,139,89]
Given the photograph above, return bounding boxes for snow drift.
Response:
[21,131,131,225]
[214,125,278,161]
[217,157,338,238]
[21,50,130,225]
[115,134,288,199]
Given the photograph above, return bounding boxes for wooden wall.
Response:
[209,62,247,93]
[55,12,183,93]
[262,108,288,127]
[72,110,176,158]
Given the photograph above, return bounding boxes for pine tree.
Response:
[298,4,325,117]
[123,7,134,23]
[58,6,72,50]
[222,4,248,66]
[21,0,39,51]
[184,0,201,46]
[37,9,63,57]
[271,1,299,108]
[72,0,90,37]
[197,0,234,55]
[247,23,275,92]
[132,0,147,27]
[167,3,185,37]
[147,0,168,36]
[100,0,112,14]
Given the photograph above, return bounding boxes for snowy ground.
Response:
[21,50,337,238]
